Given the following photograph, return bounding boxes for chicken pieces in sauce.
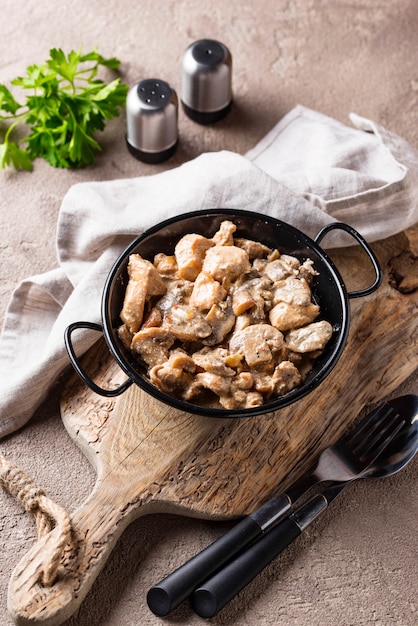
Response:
[118,220,333,409]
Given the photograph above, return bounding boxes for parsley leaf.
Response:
[0,48,128,170]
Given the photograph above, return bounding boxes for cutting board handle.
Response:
[8,476,151,626]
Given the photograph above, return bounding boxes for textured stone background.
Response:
[0,1,417,625]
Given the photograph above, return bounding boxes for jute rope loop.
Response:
[0,454,74,586]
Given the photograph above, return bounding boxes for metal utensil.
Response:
[147,396,406,616]
[191,394,418,618]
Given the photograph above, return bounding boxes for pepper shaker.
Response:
[181,39,232,124]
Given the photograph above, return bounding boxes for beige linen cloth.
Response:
[1,105,417,439]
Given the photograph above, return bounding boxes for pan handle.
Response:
[64,321,133,397]
[314,222,382,299]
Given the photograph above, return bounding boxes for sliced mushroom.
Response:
[192,347,236,377]
[150,358,195,398]
[203,302,236,346]
[231,275,273,321]
[162,304,212,342]
[229,323,284,368]
[234,237,272,259]
[131,327,175,367]
[156,279,193,315]
[263,255,300,282]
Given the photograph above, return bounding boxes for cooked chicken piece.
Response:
[269,301,320,331]
[120,280,147,334]
[298,258,319,282]
[263,255,300,282]
[272,361,302,395]
[153,253,178,277]
[162,304,212,342]
[202,245,251,283]
[212,220,236,246]
[156,279,193,315]
[192,347,236,377]
[272,277,313,307]
[286,320,333,353]
[234,237,272,259]
[130,327,175,367]
[120,254,167,333]
[229,323,284,368]
[189,271,227,310]
[174,233,214,281]
[128,254,167,295]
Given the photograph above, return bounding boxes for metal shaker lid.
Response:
[181,39,232,124]
[126,78,178,163]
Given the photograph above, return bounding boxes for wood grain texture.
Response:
[7,229,417,626]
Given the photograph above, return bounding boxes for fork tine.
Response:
[356,414,405,462]
[347,405,405,463]
[345,404,395,450]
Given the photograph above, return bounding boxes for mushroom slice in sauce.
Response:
[234,237,272,259]
[229,323,284,368]
[130,327,175,368]
[162,304,212,342]
[203,301,236,346]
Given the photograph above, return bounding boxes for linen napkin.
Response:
[1,105,417,439]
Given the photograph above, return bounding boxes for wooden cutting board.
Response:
[7,228,418,626]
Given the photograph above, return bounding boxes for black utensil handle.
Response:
[191,516,302,618]
[147,515,262,617]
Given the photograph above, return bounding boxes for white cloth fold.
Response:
[1,105,417,439]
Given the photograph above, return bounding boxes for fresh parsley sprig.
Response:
[0,48,128,171]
